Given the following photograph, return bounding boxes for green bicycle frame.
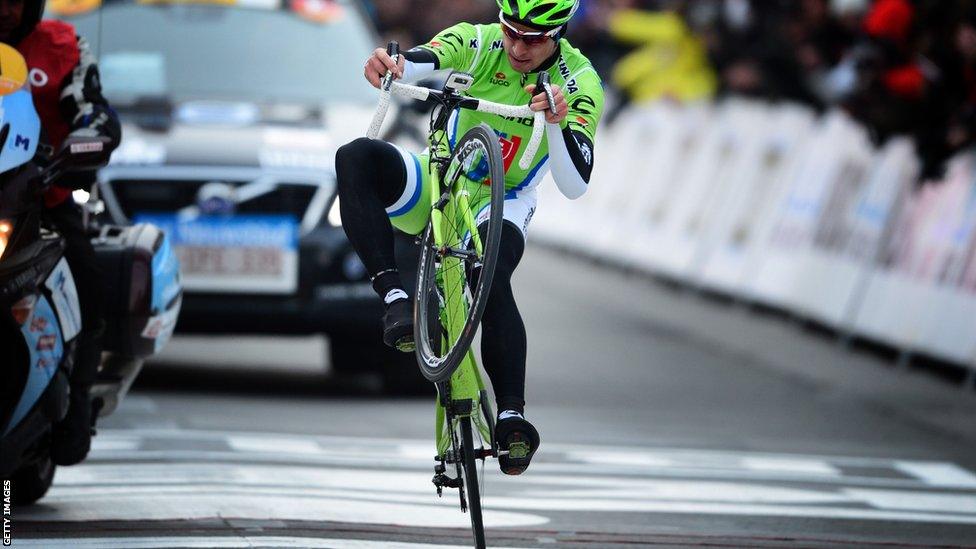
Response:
[426,125,494,457]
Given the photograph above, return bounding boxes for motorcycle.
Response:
[0,46,182,505]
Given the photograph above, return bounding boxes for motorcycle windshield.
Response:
[0,88,40,174]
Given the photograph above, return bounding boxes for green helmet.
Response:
[496,0,579,28]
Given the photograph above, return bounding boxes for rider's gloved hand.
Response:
[524,83,567,125]
[364,47,405,89]
[58,129,114,177]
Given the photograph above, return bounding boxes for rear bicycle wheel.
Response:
[459,416,486,548]
[414,124,505,382]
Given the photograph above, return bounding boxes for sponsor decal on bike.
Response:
[36,334,56,352]
[45,258,82,342]
[490,71,510,87]
[29,314,48,333]
[8,296,62,435]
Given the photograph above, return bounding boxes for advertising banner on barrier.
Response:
[532,98,976,370]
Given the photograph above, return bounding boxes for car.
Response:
[53,0,426,393]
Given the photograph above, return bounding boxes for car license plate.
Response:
[134,214,298,294]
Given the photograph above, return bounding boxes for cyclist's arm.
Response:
[402,22,478,81]
[547,71,604,199]
[401,48,439,82]
[546,125,593,199]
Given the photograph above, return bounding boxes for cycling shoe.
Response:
[495,411,540,475]
[382,298,415,352]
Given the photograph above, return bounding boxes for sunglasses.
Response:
[498,12,561,46]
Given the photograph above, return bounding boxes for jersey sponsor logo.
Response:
[524,206,535,234]
[503,114,534,128]
[496,131,523,172]
[428,40,442,47]
[440,31,464,52]
[556,57,580,93]
[469,38,479,49]
[490,39,504,51]
[573,115,589,127]
[490,72,510,87]
[570,95,596,114]
[579,141,592,166]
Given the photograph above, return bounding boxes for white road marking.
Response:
[24,428,976,529]
[14,537,482,548]
[894,461,976,489]
[227,435,324,455]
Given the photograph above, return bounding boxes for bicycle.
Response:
[366,42,550,548]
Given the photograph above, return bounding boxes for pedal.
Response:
[507,441,530,459]
[432,473,462,489]
[395,336,416,352]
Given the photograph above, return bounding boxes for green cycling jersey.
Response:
[413,22,605,193]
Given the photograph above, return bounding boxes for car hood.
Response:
[108,101,382,175]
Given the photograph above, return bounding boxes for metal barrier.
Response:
[531,99,976,381]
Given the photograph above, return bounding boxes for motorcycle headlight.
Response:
[0,219,12,260]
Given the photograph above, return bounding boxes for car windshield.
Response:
[62,0,376,106]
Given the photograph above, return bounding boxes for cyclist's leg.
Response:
[468,191,541,474]
[334,138,430,347]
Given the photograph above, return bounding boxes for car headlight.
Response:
[0,219,12,260]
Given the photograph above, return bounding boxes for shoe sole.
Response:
[499,433,533,475]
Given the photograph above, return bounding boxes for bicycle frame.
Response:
[424,110,495,458]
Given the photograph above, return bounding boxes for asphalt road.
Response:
[12,246,976,548]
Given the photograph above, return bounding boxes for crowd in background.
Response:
[363,0,976,180]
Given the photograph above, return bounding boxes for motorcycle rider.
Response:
[1,0,121,465]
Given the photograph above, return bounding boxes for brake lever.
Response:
[533,72,557,115]
[381,41,400,92]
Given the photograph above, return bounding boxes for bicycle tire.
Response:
[414,123,505,382]
[460,416,486,548]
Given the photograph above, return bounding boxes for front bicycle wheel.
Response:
[414,124,505,382]
[459,416,486,548]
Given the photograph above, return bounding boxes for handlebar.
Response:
[366,47,548,171]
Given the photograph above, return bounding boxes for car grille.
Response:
[105,179,318,221]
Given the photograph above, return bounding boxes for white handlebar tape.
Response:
[368,81,543,170]
[366,87,391,139]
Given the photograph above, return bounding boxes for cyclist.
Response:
[2,0,121,465]
[335,0,603,475]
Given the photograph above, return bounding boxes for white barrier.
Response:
[530,98,976,372]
